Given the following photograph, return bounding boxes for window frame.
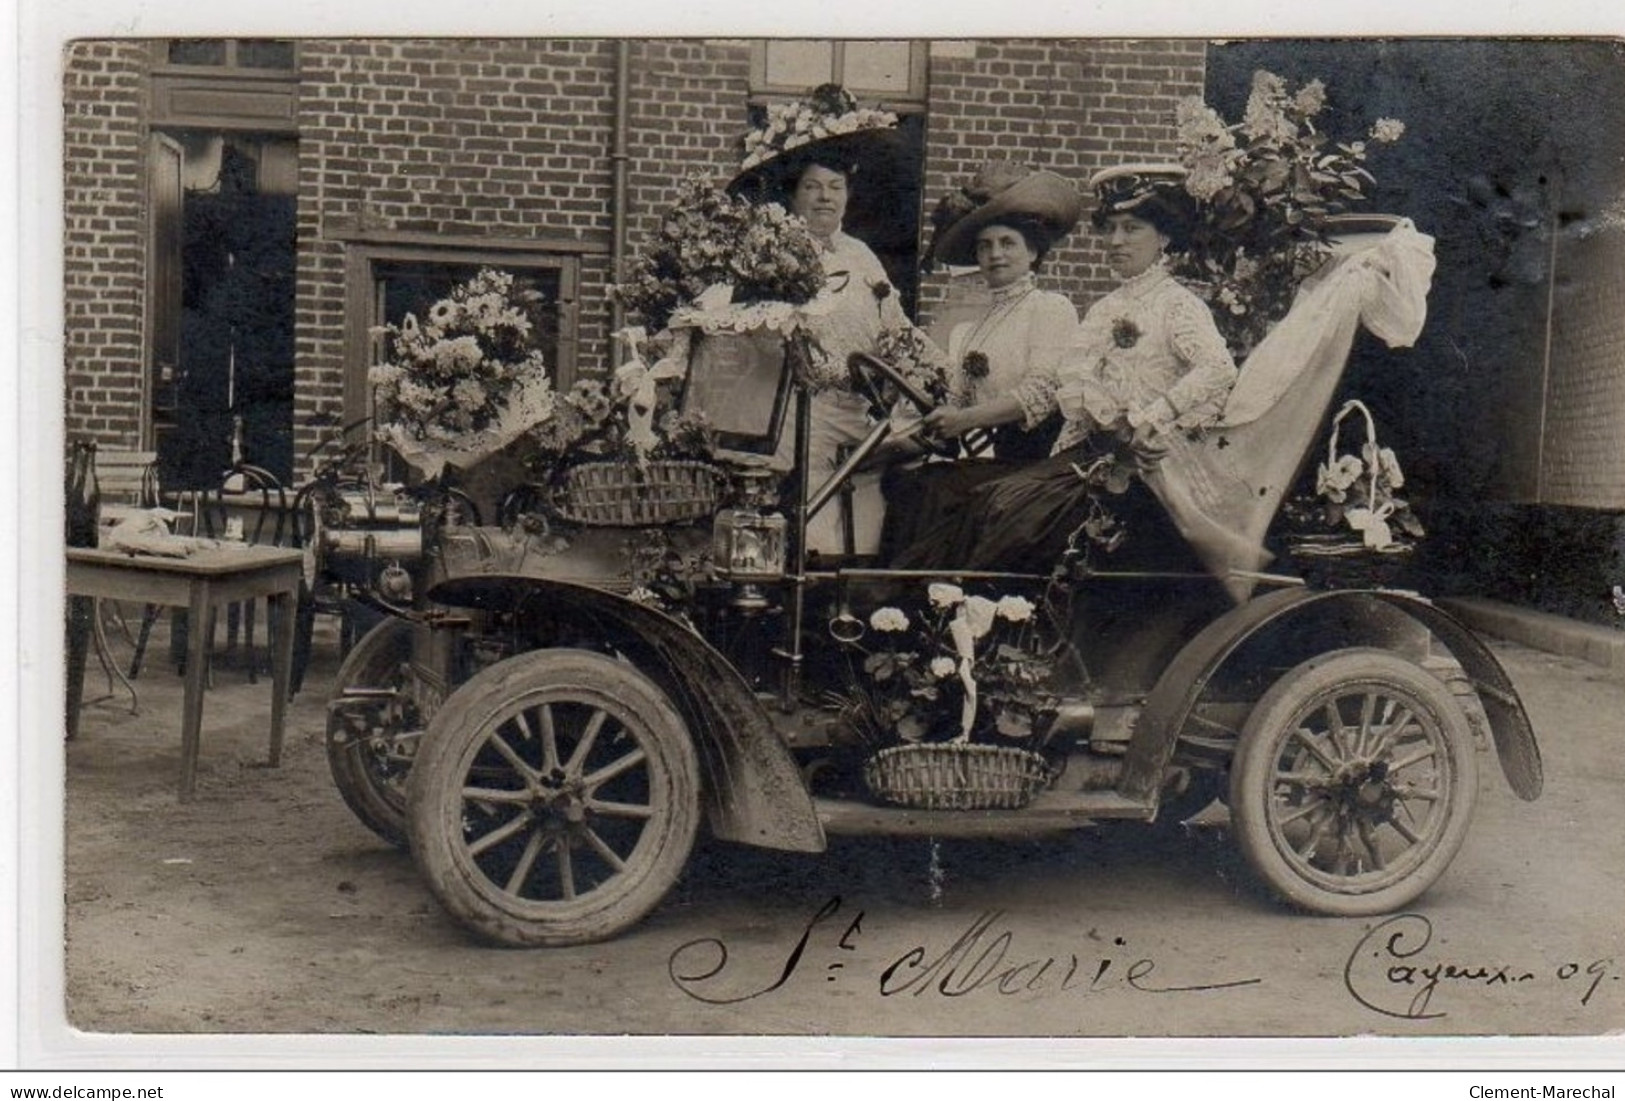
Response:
[748,40,928,109]
[147,40,301,133]
[341,237,587,436]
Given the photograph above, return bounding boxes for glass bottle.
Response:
[65,440,101,548]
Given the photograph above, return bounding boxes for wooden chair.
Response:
[86,449,161,709]
[192,464,290,683]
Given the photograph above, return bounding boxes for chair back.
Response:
[95,449,160,507]
[198,465,290,546]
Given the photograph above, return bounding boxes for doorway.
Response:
[151,131,298,490]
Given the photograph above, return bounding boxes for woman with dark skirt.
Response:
[892,163,1239,574]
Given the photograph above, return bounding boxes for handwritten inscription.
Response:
[1343,913,1619,1019]
[667,896,1262,1004]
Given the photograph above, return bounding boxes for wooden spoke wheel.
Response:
[325,618,420,849]
[406,649,700,947]
[1230,648,1479,916]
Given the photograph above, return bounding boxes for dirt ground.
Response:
[49,613,1625,1048]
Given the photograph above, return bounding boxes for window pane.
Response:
[842,41,913,94]
[763,41,835,90]
[168,40,226,66]
[238,40,296,70]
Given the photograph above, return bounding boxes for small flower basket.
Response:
[863,742,1056,811]
[554,459,724,527]
[1283,398,1424,589]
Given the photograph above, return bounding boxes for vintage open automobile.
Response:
[321,219,1543,947]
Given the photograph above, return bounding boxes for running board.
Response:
[815,789,1155,838]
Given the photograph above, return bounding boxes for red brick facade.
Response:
[62,40,150,444]
[61,37,1203,471]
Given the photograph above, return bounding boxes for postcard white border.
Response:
[10,0,1625,1072]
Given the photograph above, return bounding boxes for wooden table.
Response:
[66,544,304,800]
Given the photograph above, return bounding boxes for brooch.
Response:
[961,351,990,380]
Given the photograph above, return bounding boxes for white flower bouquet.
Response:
[369,268,555,477]
[837,583,1059,751]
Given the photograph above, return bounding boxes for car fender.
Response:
[425,571,826,853]
[1120,587,1542,803]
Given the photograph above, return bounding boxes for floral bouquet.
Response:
[525,328,717,470]
[1280,399,1424,587]
[838,583,1060,750]
[870,324,953,407]
[615,174,826,333]
[1172,70,1407,359]
[369,268,555,477]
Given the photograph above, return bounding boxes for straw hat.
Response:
[925,162,1085,269]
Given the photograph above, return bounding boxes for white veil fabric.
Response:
[1143,220,1438,603]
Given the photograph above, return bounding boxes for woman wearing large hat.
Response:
[729,83,917,558]
[892,163,1240,574]
[877,162,1084,557]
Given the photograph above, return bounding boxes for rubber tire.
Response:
[326,617,416,849]
[1230,647,1479,917]
[406,648,701,947]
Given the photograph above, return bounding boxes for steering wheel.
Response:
[846,352,961,460]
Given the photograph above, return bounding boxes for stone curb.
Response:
[1437,596,1625,672]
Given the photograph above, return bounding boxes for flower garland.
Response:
[1171,70,1407,360]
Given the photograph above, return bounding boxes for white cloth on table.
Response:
[1144,219,1438,602]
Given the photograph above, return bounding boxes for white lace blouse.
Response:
[944,275,1080,428]
[1053,264,1238,454]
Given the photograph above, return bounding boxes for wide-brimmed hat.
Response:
[726,84,905,204]
[925,163,1085,269]
[1087,162,1196,244]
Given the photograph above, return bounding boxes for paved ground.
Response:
[52,611,1625,1045]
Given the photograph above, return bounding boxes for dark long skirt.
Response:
[878,418,1061,561]
[890,441,1203,575]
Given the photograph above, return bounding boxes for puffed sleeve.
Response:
[1009,292,1081,428]
[1135,292,1238,433]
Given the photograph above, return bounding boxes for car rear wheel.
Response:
[1230,648,1478,916]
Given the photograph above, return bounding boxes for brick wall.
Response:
[64,37,1205,474]
[295,38,626,465]
[917,39,1206,322]
[62,40,149,448]
[1542,224,1625,508]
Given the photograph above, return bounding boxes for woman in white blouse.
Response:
[893,163,1239,573]
[879,165,1083,556]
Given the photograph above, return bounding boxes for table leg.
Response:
[179,580,212,801]
[65,595,93,740]
[267,587,295,769]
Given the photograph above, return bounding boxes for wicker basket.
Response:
[863,743,1055,811]
[1287,534,1415,589]
[556,460,722,526]
[1286,399,1418,589]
